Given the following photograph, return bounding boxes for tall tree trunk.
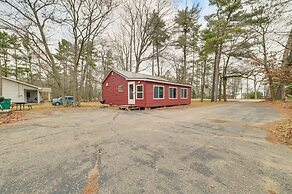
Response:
[262,31,275,100]
[246,77,249,98]
[254,75,257,99]
[29,54,33,84]
[129,25,133,72]
[15,48,18,80]
[196,64,200,97]
[223,77,227,102]
[73,39,79,106]
[183,44,187,83]
[200,59,206,102]
[219,75,222,101]
[279,27,292,100]
[156,45,160,76]
[240,78,243,99]
[4,52,8,77]
[267,75,275,100]
[191,52,195,98]
[211,44,222,102]
[152,44,155,76]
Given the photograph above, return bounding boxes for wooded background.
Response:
[0,0,291,104]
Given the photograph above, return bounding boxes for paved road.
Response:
[0,103,291,194]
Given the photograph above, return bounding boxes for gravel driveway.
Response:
[0,102,291,194]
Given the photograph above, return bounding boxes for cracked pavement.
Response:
[0,102,292,193]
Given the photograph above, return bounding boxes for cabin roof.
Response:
[106,69,191,87]
[114,69,168,82]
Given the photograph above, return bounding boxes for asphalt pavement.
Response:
[0,102,291,194]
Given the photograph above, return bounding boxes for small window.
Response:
[169,87,177,99]
[117,85,124,93]
[153,85,164,99]
[181,88,188,99]
[136,85,143,99]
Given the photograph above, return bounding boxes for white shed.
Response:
[2,77,51,104]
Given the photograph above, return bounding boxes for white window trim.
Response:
[153,85,165,99]
[180,88,188,99]
[136,84,144,100]
[169,87,178,99]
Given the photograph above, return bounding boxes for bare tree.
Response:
[0,0,66,103]
[279,28,292,100]
[121,0,171,73]
[61,0,115,105]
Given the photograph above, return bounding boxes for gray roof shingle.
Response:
[112,69,191,87]
[114,69,168,82]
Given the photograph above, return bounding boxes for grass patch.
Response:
[31,101,101,110]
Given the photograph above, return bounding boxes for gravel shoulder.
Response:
[0,102,291,194]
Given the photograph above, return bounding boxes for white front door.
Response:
[128,82,135,105]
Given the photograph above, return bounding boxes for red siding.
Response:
[143,81,191,108]
[102,71,191,108]
[102,72,128,105]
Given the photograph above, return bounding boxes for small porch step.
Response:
[119,105,140,111]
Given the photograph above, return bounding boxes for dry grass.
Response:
[190,100,224,107]
[30,102,101,111]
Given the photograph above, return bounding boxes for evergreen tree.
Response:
[203,0,247,102]
[55,39,73,95]
[174,4,200,84]
[22,34,34,83]
[149,11,169,76]
[0,31,12,77]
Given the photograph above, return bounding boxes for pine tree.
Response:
[203,0,247,102]
[174,4,200,84]
[0,31,12,77]
[55,39,73,96]
[149,11,169,76]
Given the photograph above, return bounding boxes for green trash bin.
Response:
[0,98,11,110]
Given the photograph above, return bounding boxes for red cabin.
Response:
[102,70,192,108]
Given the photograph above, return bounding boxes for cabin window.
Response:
[136,85,143,99]
[181,88,188,99]
[169,87,177,99]
[153,85,164,99]
[117,85,124,92]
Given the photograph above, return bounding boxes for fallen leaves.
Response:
[260,101,292,148]
[265,119,292,147]
[0,112,27,125]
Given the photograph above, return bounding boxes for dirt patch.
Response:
[83,171,99,194]
[209,119,231,124]
[83,151,101,194]
[268,190,277,194]
[259,101,292,148]
[0,112,28,125]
